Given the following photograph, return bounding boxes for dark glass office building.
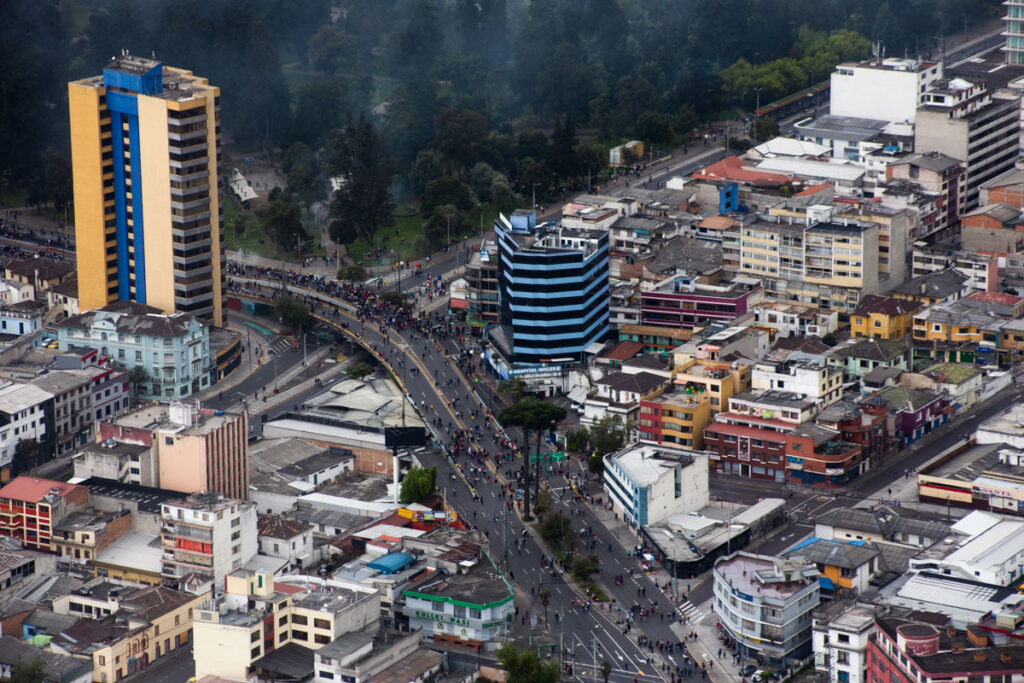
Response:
[494,213,610,365]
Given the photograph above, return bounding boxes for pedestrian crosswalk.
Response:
[676,599,706,624]
[268,335,293,355]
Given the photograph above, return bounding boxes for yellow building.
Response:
[670,358,750,412]
[51,583,208,681]
[194,569,380,682]
[735,213,880,313]
[850,295,921,340]
[637,392,712,450]
[69,54,224,326]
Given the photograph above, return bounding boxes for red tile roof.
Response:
[795,183,832,197]
[853,294,921,317]
[0,477,84,503]
[273,582,305,595]
[602,340,646,362]
[966,291,1023,306]
[690,155,790,187]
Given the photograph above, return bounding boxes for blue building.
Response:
[492,212,609,366]
[55,301,212,401]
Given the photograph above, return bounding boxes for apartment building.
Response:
[914,78,1021,210]
[69,55,225,324]
[26,366,129,456]
[713,552,820,663]
[785,423,865,487]
[751,358,844,407]
[159,493,257,586]
[603,445,709,528]
[51,506,131,565]
[830,58,944,124]
[99,402,248,500]
[0,383,54,483]
[774,197,912,289]
[751,302,838,339]
[0,477,88,551]
[56,301,212,401]
[464,243,499,331]
[811,603,880,683]
[637,392,712,450]
[194,569,380,681]
[703,390,813,482]
[910,245,996,293]
[884,152,967,241]
[671,358,750,413]
[737,210,880,313]
[640,274,762,330]
[961,203,1024,257]
[850,295,921,340]
[868,615,1024,683]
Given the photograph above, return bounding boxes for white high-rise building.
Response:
[830,57,944,124]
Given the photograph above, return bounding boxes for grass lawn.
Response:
[345,203,501,268]
[223,194,323,262]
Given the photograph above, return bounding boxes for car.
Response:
[740,664,758,677]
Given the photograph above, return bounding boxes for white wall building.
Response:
[257,514,314,572]
[0,382,52,473]
[160,494,258,586]
[909,511,1024,587]
[401,561,513,649]
[751,358,843,407]
[830,58,944,124]
[812,603,879,683]
[713,552,820,663]
[603,444,709,529]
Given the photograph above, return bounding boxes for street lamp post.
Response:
[444,212,455,253]
[532,182,541,211]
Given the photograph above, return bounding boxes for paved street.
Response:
[227,274,707,682]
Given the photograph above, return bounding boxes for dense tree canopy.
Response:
[0,0,1002,215]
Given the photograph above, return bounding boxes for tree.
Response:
[327,118,395,248]
[338,265,368,282]
[591,415,627,455]
[276,298,311,332]
[539,511,573,549]
[410,149,446,195]
[10,658,46,683]
[497,644,560,683]
[423,204,464,251]
[265,199,307,252]
[13,439,43,476]
[400,466,437,504]
[307,25,358,74]
[750,117,780,142]
[128,366,149,385]
[497,377,526,402]
[565,426,588,453]
[571,554,600,581]
[422,176,475,215]
[636,111,675,145]
[346,362,373,380]
[499,397,566,519]
[380,291,411,310]
[432,108,489,173]
[538,588,551,620]
[548,113,578,180]
[516,129,549,163]
[468,162,502,202]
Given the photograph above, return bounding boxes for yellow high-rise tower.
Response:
[69,54,224,326]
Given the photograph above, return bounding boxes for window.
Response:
[99,656,106,666]
[431,601,444,612]
[837,634,850,644]
[837,651,849,664]
[291,614,308,625]
[315,633,331,644]
[314,618,330,630]
[292,629,308,641]
[251,630,260,642]
[251,647,261,659]
[319,672,335,680]
[279,631,288,642]
[279,615,288,626]
[470,608,482,619]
